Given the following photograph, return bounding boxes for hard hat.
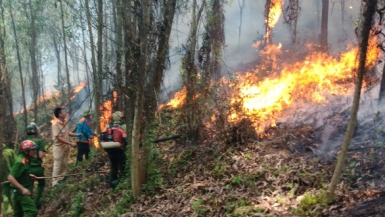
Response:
[114,111,124,118]
[27,124,38,136]
[20,140,38,152]
[83,110,92,116]
[112,113,121,122]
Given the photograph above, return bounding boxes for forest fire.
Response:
[230,40,379,131]
[160,39,379,133]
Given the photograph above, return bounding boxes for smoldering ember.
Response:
[1,0,385,216]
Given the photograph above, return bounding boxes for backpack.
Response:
[100,125,127,149]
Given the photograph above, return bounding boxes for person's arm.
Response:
[69,132,81,137]
[56,137,76,147]
[7,175,31,195]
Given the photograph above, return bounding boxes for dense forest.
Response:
[1,0,385,216]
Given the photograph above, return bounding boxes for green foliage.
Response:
[295,191,329,216]
[225,199,249,214]
[142,163,163,195]
[115,190,134,214]
[244,153,253,160]
[191,199,207,215]
[70,192,84,217]
[231,175,243,185]
[212,162,224,177]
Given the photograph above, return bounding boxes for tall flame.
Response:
[159,39,379,133]
[229,40,379,131]
[267,0,283,29]
[264,0,284,43]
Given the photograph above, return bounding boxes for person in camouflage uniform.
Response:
[26,123,47,209]
[2,142,16,215]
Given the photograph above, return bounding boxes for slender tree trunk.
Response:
[29,0,39,123]
[8,0,27,129]
[325,0,377,201]
[52,33,62,87]
[238,0,245,51]
[80,3,91,95]
[97,0,104,103]
[264,0,272,45]
[0,9,6,212]
[85,0,101,133]
[60,0,71,114]
[320,0,329,53]
[115,0,123,111]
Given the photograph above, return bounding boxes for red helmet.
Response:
[20,140,38,152]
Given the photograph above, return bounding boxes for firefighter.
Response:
[2,142,16,215]
[103,111,126,132]
[26,123,47,209]
[75,110,95,164]
[8,140,39,217]
[103,112,127,188]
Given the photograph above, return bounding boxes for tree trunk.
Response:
[264,0,272,45]
[52,33,62,87]
[183,0,206,140]
[115,0,123,111]
[0,14,5,213]
[320,0,329,53]
[141,0,178,187]
[145,0,178,118]
[60,0,71,114]
[29,0,39,123]
[131,0,151,200]
[325,0,377,201]
[238,0,245,50]
[97,0,104,103]
[80,2,91,95]
[124,0,137,136]
[85,0,101,133]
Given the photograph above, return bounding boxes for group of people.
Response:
[2,107,128,216]
[2,121,47,217]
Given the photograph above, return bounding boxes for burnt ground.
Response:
[286,106,385,217]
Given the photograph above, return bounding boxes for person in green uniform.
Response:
[8,140,39,217]
[2,142,16,215]
[26,123,46,208]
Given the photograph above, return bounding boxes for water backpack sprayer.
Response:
[100,126,127,149]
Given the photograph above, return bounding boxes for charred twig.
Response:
[152,134,181,143]
[1,170,108,185]
[348,146,385,151]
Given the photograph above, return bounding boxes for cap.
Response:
[83,110,92,116]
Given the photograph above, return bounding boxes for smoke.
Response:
[161,0,362,101]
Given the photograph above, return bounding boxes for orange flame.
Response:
[265,0,283,43]
[228,39,379,132]
[267,0,283,29]
[100,100,113,132]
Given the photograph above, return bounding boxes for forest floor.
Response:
[22,115,385,217]
[5,96,385,217]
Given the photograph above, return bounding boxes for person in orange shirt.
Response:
[51,108,82,187]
